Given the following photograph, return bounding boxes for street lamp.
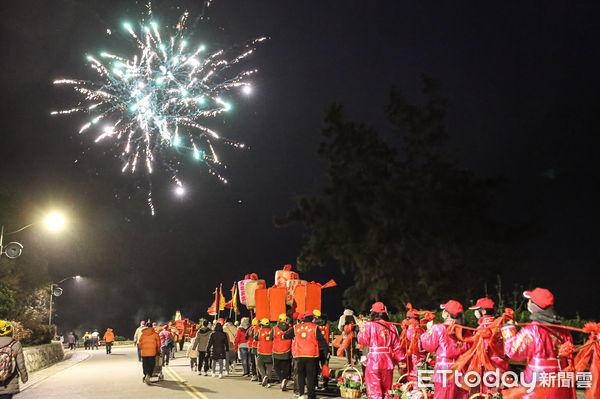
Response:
[44,213,66,231]
[0,212,66,260]
[49,275,81,326]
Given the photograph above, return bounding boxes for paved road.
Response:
[18,346,324,399]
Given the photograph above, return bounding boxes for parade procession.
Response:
[1,1,599,399]
[127,264,600,399]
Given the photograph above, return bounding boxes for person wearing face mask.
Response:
[357,302,403,399]
[501,288,575,399]
[469,298,509,375]
[234,317,252,376]
[420,300,470,399]
[398,307,427,382]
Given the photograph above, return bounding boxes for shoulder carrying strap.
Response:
[0,340,16,350]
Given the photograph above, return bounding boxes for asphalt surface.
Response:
[18,345,320,399]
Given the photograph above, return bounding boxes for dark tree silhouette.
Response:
[278,77,515,311]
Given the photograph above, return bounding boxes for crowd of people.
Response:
[354,287,593,399]
[131,286,597,399]
[133,310,333,399]
[62,328,116,354]
[0,286,592,399]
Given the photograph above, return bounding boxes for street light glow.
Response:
[175,186,185,196]
[75,275,81,280]
[44,213,65,231]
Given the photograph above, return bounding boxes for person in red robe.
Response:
[420,300,470,399]
[357,302,403,399]
[399,307,427,382]
[501,288,576,399]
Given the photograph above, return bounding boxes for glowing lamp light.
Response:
[75,275,81,280]
[45,213,66,231]
[175,186,185,196]
[242,85,252,95]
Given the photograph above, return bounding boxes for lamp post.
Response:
[0,213,66,260]
[49,275,81,326]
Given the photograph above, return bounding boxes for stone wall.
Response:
[22,342,65,373]
[112,340,134,346]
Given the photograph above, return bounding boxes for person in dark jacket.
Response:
[206,323,229,378]
[0,321,28,398]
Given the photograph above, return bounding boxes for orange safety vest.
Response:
[291,325,298,357]
[248,326,257,348]
[318,323,330,344]
[273,325,292,354]
[294,322,319,358]
[257,327,273,355]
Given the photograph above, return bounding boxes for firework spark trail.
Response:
[53,6,265,214]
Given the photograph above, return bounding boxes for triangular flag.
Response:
[219,284,226,311]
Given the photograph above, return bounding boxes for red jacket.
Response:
[234,327,249,351]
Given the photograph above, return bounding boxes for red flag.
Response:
[319,279,337,289]
[207,288,218,316]
[224,282,236,310]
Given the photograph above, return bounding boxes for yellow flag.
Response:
[219,285,226,311]
[232,283,238,314]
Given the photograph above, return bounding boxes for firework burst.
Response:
[53,6,266,214]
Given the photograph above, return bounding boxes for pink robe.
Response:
[477,315,510,373]
[399,325,427,382]
[473,315,510,393]
[502,321,576,399]
[420,320,469,399]
[357,320,403,399]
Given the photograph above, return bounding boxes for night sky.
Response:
[1,1,598,337]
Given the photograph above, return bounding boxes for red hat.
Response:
[292,312,299,320]
[440,300,463,316]
[406,309,419,318]
[523,288,554,309]
[140,321,146,326]
[152,322,157,327]
[371,302,387,313]
[469,298,495,310]
[303,312,314,320]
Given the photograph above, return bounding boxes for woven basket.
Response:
[339,367,363,398]
[399,380,429,398]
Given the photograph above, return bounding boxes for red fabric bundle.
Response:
[575,323,600,399]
